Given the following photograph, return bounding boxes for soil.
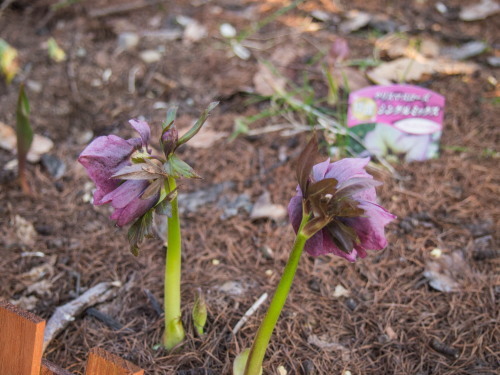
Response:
[0,1,498,374]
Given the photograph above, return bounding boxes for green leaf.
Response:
[192,289,207,336]
[163,154,200,179]
[155,198,173,216]
[16,84,33,165]
[177,101,219,146]
[233,349,262,375]
[162,106,178,130]
[127,209,154,256]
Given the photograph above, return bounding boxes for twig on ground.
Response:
[144,288,163,317]
[43,281,121,352]
[86,307,133,332]
[88,0,166,18]
[232,292,268,335]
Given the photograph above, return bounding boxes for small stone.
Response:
[117,32,139,52]
[332,284,350,298]
[487,56,500,67]
[345,298,357,311]
[430,248,442,258]
[41,154,66,179]
[220,23,236,38]
[301,359,314,375]
[26,80,42,93]
[308,278,321,293]
[139,50,162,64]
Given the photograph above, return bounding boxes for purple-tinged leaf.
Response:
[296,135,318,197]
[141,179,163,200]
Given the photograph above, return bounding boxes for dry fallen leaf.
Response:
[14,215,37,247]
[367,57,478,85]
[250,191,287,222]
[0,121,54,163]
[9,296,38,310]
[423,251,470,293]
[330,66,371,92]
[253,62,287,96]
[339,10,372,33]
[307,335,351,361]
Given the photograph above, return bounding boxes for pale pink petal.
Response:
[312,158,331,182]
[324,158,371,183]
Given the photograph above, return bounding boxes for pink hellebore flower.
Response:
[288,156,395,262]
[78,119,160,227]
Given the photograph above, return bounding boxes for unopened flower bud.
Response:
[161,126,178,157]
[192,288,207,336]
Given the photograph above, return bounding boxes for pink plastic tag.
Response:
[346,84,445,162]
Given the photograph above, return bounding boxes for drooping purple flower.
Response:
[288,137,395,262]
[328,38,349,64]
[78,120,160,227]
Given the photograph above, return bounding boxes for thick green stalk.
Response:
[163,177,185,349]
[244,214,310,375]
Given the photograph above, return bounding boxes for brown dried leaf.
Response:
[250,191,287,222]
[367,57,478,85]
[253,62,287,96]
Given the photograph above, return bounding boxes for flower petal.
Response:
[324,157,372,183]
[101,180,149,209]
[312,158,331,182]
[303,230,325,257]
[110,191,160,227]
[288,195,304,233]
[346,201,396,252]
[78,135,135,204]
[319,228,358,262]
[129,119,151,149]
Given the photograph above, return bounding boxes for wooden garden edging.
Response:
[0,300,144,375]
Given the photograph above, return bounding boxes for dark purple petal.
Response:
[110,190,160,227]
[129,119,151,149]
[288,153,395,261]
[303,230,325,257]
[346,201,396,252]
[312,228,359,262]
[288,195,304,234]
[101,180,149,209]
[78,135,135,204]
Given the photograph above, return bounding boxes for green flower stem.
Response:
[163,176,185,349]
[244,214,311,375]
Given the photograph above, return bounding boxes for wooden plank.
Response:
[40,359,74,375]
[85,347,144,375]
[0,300,46,375]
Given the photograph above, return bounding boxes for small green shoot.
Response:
[16,84,33,194]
